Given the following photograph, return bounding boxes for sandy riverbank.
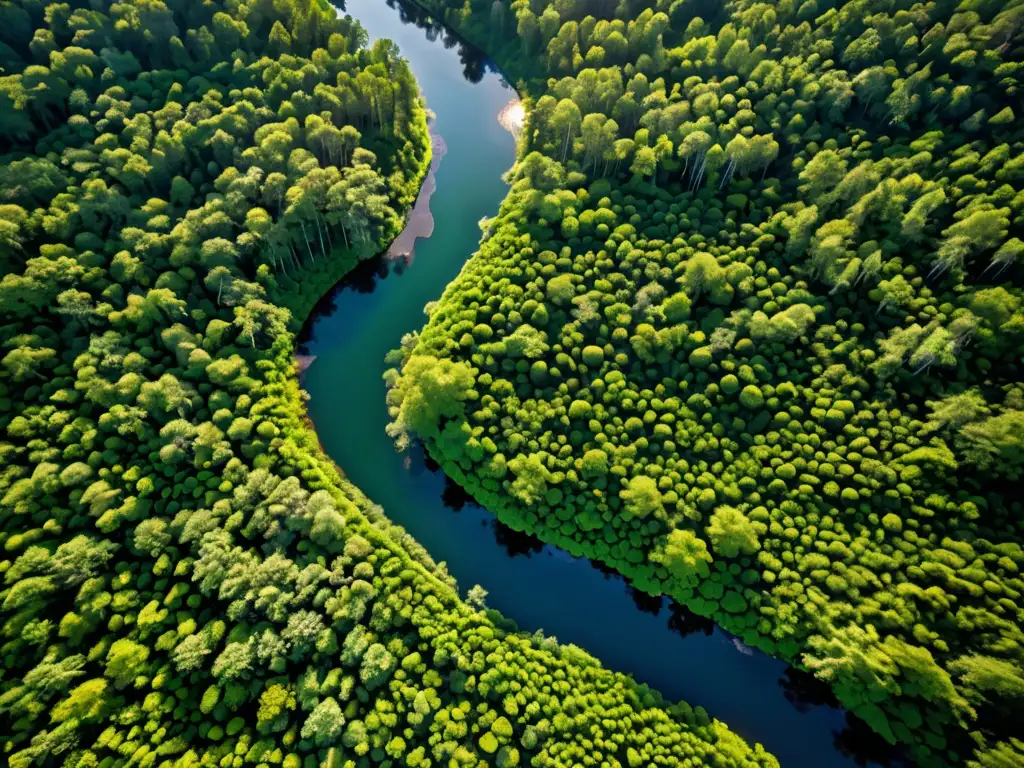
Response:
[387,131,448,263]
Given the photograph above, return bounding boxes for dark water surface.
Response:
[302,2,895,766]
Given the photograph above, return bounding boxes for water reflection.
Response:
[629,586,664,616]
[402,442,430,477]
[492,519,545,558]
[780,669,910,768]
[440,484,547,558]
[781,666,839,713]
[833,712,910,768]
[441,475,472,511]
[667,601,715,639]
[379,0,491,83]
[589,558,618,579]
[297,253,410,353]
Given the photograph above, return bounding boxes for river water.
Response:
[301,2,894,766]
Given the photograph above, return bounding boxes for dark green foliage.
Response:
[388,0,1024,766]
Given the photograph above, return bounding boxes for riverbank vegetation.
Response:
[385,0,1024,765]
[0,1,779,768]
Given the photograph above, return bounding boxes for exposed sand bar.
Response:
[389,96,519,265]
[388,131,448,264]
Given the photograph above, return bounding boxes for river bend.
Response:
[301,2,893,766]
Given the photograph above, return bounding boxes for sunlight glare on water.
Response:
[499,98,526,138]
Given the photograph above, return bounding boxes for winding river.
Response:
[301,2,896,766]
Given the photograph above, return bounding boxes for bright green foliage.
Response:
[968,740,1024,768]
[385,355,476,449]
[105,638,150,688]
[706,506,762,557]
[388,0,1024,764]
[652,529,712,588]
[621,475,663,519]
[738,385,764,409]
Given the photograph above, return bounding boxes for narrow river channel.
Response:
[301,2,896,766]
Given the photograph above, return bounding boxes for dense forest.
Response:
[0,1,782,768]
[384,0,1024,766]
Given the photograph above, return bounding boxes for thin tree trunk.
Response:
[375,87,385,129]
[913,360,933,375]
[315,215,326,254]
[322,215,334,249]
[690,157,705,191]
[300,222,315,264]
[720,159,733,189]
[689,154,706,189]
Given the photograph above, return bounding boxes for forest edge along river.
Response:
[300,1,901,767]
